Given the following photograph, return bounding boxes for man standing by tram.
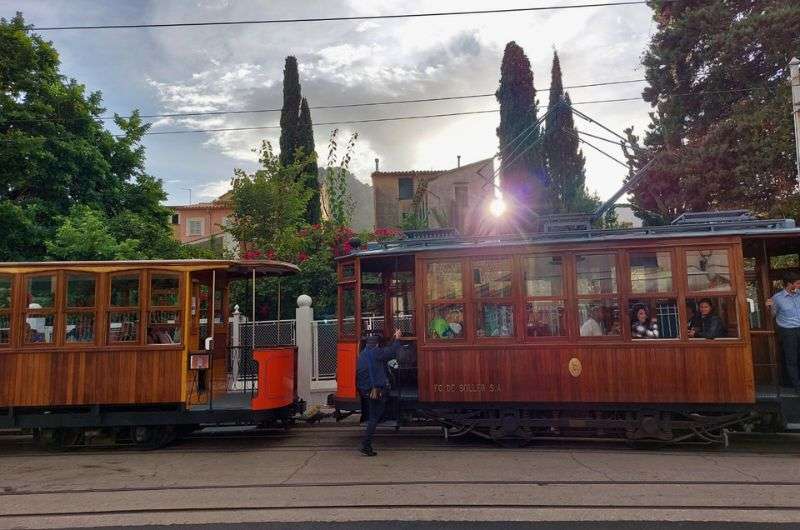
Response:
[767,272,800,393]
[357,328,403,456]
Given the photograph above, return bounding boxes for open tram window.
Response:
[472,258,514,338]
[524,255,566,337]
[686,249,732,292]
[390,271,415,336]
[0,275,11,345]
[628,299,679,339]
[25,274,56,344]
[686,296,739,339]
[361,272,385,334]
[109,273,140,344]
[425,260,465,341]
[64,273,97,343]
[147,273,181,345]
[576,254,620,337]
[629,251,673,294]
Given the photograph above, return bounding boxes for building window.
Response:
[64,273,97,343]
[524,255,566,337]
[148,273,181,344]
[0,275,11,345]
[171,213,180,225]
[398,178,413,200]
[425,261,465,340]
[188,219,204,237]
[25,274,56,344]
[109,273,141,344]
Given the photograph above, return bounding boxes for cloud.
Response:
[196,178,232,201]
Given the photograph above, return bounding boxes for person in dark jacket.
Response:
[357,328,403,456]
[688,298,726,339]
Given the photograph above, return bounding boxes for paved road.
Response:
[1,424,800,529]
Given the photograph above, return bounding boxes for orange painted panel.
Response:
[336,341,358,400]
[251,347,296,411]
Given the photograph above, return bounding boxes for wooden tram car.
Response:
[332,212,800,443]
[0,259,303,449]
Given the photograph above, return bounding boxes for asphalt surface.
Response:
[70,524,800,530]
[2,424,800,528]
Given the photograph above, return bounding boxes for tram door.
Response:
[743,238,800,392]
[190,272,229,395]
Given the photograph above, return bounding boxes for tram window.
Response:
[526,301,566,337]
[109,273,140,344]
[340,262,355,281]
[629,251,673,294]
[746,280,765,329]
[524,256,563,297]
[64,274,96,343]
[770,254,800,270]
[25,275,56,344]
[340,286,356,337]
[576,254,617,295]
[148,310,181,344]
[148,273,181,345]
[685,249,732,292]
[426,261,463,300]
[628,299,679,339]
[472,258,512,298]
[476,303,514,337]
[426,303,465,340]
[390,271,415,336]
[578,300,621,337]
[0,275,11,345]
[686,296,738,339]
[150,274,180,306]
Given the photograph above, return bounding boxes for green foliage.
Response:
[0,13,197,261]
[45,205,140,261]
[624,1,800,222]
[495,41,545,219]
[297,97,321,224]
[543,52,593,214]
[279,56,301,168]
[226,141,314,256]
[321,128,357,226]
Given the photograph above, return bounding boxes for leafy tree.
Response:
[321,128,358,227]
[45,205,140,260]
[543,52,593,214]
[278,56,301,168]
[495,41,545,224]
[297,97,321,224]
[0,13,197,260]
[623,1,800,222]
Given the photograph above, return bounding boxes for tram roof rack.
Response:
[353,213,799,258]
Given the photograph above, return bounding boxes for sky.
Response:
[5,0,657,205]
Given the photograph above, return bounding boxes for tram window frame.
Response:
[471,257,515,340]
[424,259,467,342]
[108,271,142,345]
[63,272,98,345]
[523,254,567,340]
[0,274,12,347]
[575,253,622,339]
[147,271,183,346]
[23,273,59,346]
[625,250,680,341]
[389,270,415,338]
[683,247,740,340]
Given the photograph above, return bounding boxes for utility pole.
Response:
[790,58,800,179]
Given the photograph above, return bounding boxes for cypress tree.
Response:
[279,56,301,167]
[543,51,590,213]
[495,41,545,225]
[297,97,321,224]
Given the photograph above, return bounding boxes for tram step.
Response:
[785,422,800,431]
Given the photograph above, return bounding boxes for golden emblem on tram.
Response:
[568,357,582,378]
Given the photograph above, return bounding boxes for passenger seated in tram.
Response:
[688,298,726,339]
[631,305,659,339]
[580,305,605,337]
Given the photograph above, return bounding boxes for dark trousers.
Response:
[778,326,800,388]
[359,390,386,449]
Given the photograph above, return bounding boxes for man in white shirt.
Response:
[580,305,605,337]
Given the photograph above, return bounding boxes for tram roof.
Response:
[345,217,800,259]
[0,259,299,277]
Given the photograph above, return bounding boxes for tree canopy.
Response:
[298,97,321,224]
[0,13,202,260]
[623,0,800,223]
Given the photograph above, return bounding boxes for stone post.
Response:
[229,305,241,389]
[295,294,314,405]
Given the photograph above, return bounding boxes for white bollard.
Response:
[295,295,314,405]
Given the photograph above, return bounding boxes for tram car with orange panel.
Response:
[332,212,800,443]
[0,259,303,449]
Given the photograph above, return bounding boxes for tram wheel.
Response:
[132,426,177,449]
[36,428,83,451]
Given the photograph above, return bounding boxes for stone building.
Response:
[371,157,495,235]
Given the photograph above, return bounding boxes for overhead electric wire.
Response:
[576,129,623,145]
[31,2,666,31]
[561,127,629,168]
